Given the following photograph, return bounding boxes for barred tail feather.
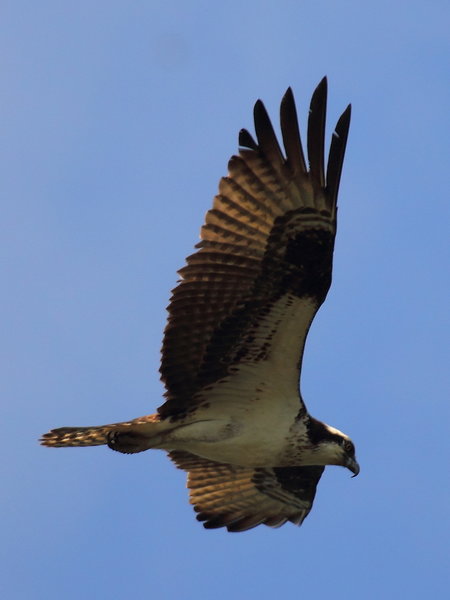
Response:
[40,424,123,447]
[40,413,161,450]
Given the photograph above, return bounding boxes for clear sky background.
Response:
[2,1,449,599]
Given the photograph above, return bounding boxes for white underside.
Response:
[158,294,318,467]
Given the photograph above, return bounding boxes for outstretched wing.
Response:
[160,79,351,418]
[169,451,324,532]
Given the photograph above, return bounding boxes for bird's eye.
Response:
[343,440,354,454]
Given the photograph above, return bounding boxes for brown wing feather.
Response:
[159,80,350,418]
[307,77,327,189]
[326,104,352,207]
[169,451,324,532]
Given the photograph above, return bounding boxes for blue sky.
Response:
[2,1,449,598]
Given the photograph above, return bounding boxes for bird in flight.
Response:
[41,78,358,532]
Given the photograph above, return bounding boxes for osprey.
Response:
[41,78,358,532]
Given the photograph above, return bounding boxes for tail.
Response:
[40,423,131,447]
[40,414,162,452]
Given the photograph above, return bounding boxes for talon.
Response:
[106,430,120,449]
[106,429,150,454]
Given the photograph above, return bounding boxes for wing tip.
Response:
[238,127,258,150]
[326,101,352,205]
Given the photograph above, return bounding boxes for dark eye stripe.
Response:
[344,441,354,454]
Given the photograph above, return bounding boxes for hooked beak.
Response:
[346,457,360,477]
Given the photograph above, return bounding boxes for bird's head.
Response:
[306,418,360,476]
